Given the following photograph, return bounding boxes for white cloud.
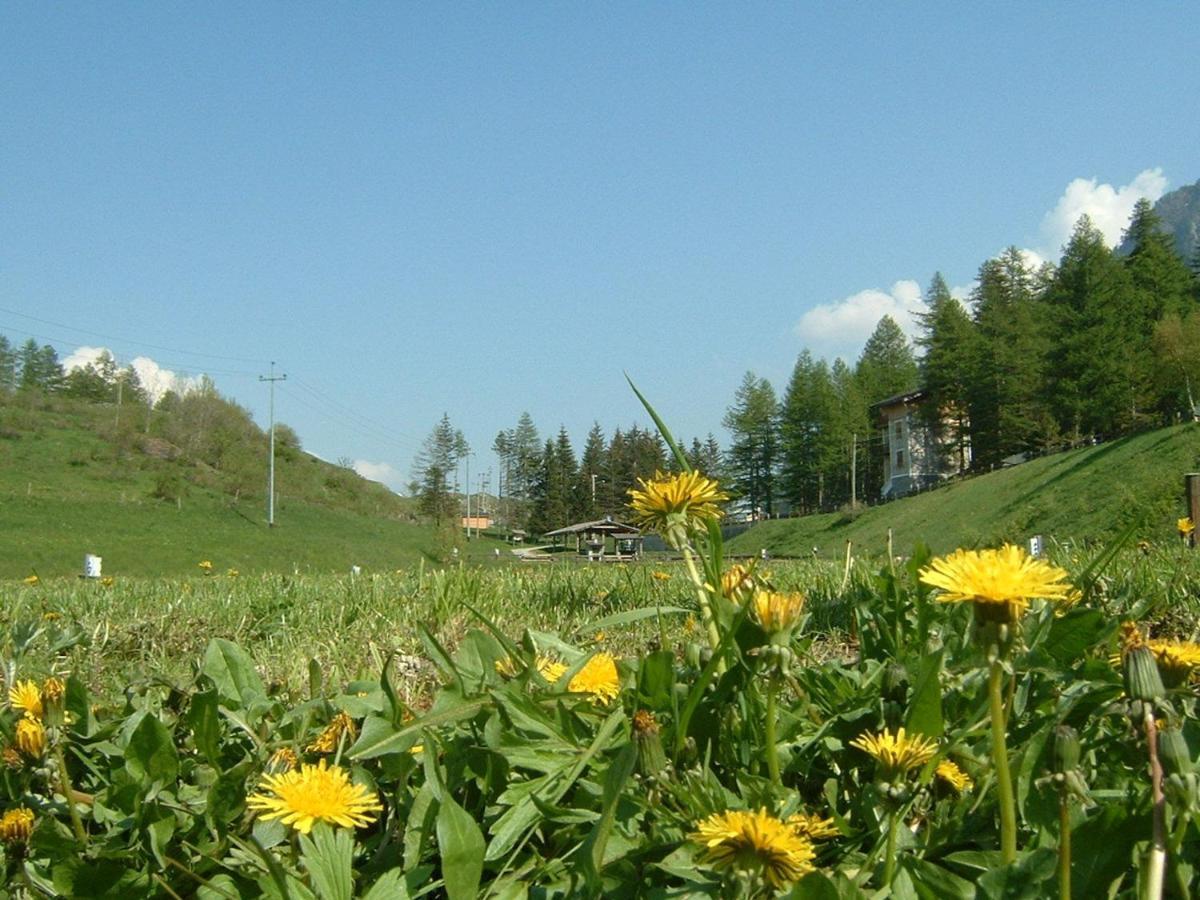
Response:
[1038,168,1167,254]
[353,460,405,493]
[61,345,201,403]
[129,356,201,404]
[794,279,926,361]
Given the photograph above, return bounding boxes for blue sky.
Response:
[3,4,1198,492]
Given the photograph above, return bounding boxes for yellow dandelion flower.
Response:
[494,655,567,683]
[1147,638,1200,687]
[537,657,568,683]
[41,677,65,705]
[15,717,46,759]
[919,544,1073,624]
[247,758,382,834]
[41,611,61,621]
[719,564,756,603]
[198,560,213,572]
[651,570,672,582]
[307,711,357,754]
[0,807,34,845]
[100,576,114,587]
[787,811,840,841]
[683,614,697,635]
[267,747,299,773]
[568,652,621,704]
[8,680,43,720]
[22,574,38,587]
[227,568,239,578]
[628,470,728,544]
[691,808,816,889]
[850,727,937,779]
[751,590,806,636]
[935,759,973,792]
[1116,623,1200,688]
[1178,517,1195,537]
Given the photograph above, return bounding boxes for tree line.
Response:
[723,201,1200,517]
[411,411,722,535]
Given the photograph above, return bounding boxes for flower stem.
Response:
[1058,794,1071,900]
[53,743,87,846]
[680,543,722,656]
[882,810,900,886]
[988,657,1017,864]
[1143,706,1166,900]
[764,687,781,788]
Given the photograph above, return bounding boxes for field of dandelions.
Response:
[3,401,1200,898]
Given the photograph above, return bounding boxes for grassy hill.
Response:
[729,422,1200,559]
[0,392,508,578]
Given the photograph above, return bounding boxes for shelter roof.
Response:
[543,517,643,538]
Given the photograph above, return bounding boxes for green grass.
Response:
[0,394,511,577]
[731,423,1200,559]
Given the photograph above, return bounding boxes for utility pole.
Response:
[464,451,472,539]
[259,362,287,527]
[850,433,858,509]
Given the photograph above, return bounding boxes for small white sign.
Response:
[1028,535,1044,558]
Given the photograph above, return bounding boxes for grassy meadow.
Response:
[730,422,1200,558]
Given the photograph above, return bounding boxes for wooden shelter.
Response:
[542,517,644,561]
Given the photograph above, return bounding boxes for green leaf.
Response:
[125,711,179,788]
[403,782,438,870]
[579,606,691,633]
[436,794,486,900]
[202,638,266,709]
[636,650,676,711]
[904,648,943,738]
[975,848,1057,899]
[580,741,638,884]
[349,697,489,760]
[626,375,690,470]
[1041,608,1110,665]
[900,856,974,900]
[186,689,222,764]
[299,822,353,900]
[1069,804,1143,898]
[361,870,410,900]
[51,858,152,898]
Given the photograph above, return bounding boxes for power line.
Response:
[286,378,423,451]
[0,305,271,365]
[0,322,261,379]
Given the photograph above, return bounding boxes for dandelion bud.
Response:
[1123,646,1166,702]
[1158,723,1194,777]
[267,747,299,774]
[0,807,34,846]
[15,717,46,759]
[1053,725,1080,774]
[633,709,667,777]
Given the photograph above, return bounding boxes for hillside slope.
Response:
[0,394,505,577]
[729,423,1200,559]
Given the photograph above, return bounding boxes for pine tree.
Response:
[576,422,607,520]
[0,336,15,393]
[968,249,1055,467]
[722,372,779,517]
[856,316,918,499]
[1044,217,1140,437]
[1122,198,1198,419]
[413,414,463,526]
[779,351,838,512]
[916,273,976,472]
